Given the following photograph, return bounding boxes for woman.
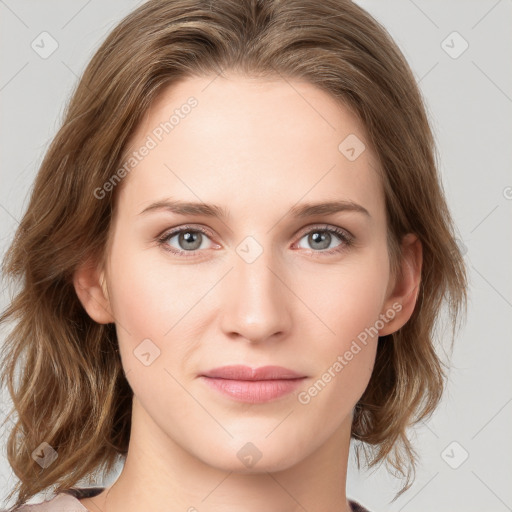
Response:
[0,1,467,511]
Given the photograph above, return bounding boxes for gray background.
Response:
[1,0,511,510]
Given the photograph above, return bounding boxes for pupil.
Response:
[180,231,201,250]
[310,231,330,250]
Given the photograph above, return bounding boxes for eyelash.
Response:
[156,224,354,258]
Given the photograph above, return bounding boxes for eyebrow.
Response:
[139,198,370,219]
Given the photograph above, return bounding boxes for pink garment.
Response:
[13,492,88,511]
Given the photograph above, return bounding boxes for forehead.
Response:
[115,74,384,223]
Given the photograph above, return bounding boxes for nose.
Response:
[219,242,292,344]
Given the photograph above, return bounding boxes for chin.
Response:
[202,437,307,474]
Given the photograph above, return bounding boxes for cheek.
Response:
[107,242,198,336]
[106,246,200,408]
[292,251,389,402]
[106,240,219,386]
[296,247,390,340]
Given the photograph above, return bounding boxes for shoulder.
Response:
[14,493,87,512]
[13,487,104,512]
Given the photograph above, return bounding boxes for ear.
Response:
[73,257,115,324]
[378,233,422,336]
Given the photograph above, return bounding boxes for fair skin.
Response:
[73,74,422,512]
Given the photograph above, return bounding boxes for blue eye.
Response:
[157,224,354,258]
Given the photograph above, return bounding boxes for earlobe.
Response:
[378,233,422,336]
[73,258,115,325]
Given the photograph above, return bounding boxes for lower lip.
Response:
[200,376,305,403]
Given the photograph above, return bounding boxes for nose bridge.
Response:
[220,235,290,342]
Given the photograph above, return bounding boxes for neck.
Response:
[86,398,354,512]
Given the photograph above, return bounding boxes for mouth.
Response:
[199,365,307,403]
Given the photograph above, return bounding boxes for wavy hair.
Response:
[0,0,467,508]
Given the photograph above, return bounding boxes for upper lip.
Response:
[201,365,306,381]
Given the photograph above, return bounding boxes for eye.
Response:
[157,225,216,257]
[295,225,354,255]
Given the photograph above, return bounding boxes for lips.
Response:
[199,365,307,403]
[200,365,306,381]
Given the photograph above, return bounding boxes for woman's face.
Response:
[98,74,405,472]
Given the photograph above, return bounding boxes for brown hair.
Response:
[0,0,467,508]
